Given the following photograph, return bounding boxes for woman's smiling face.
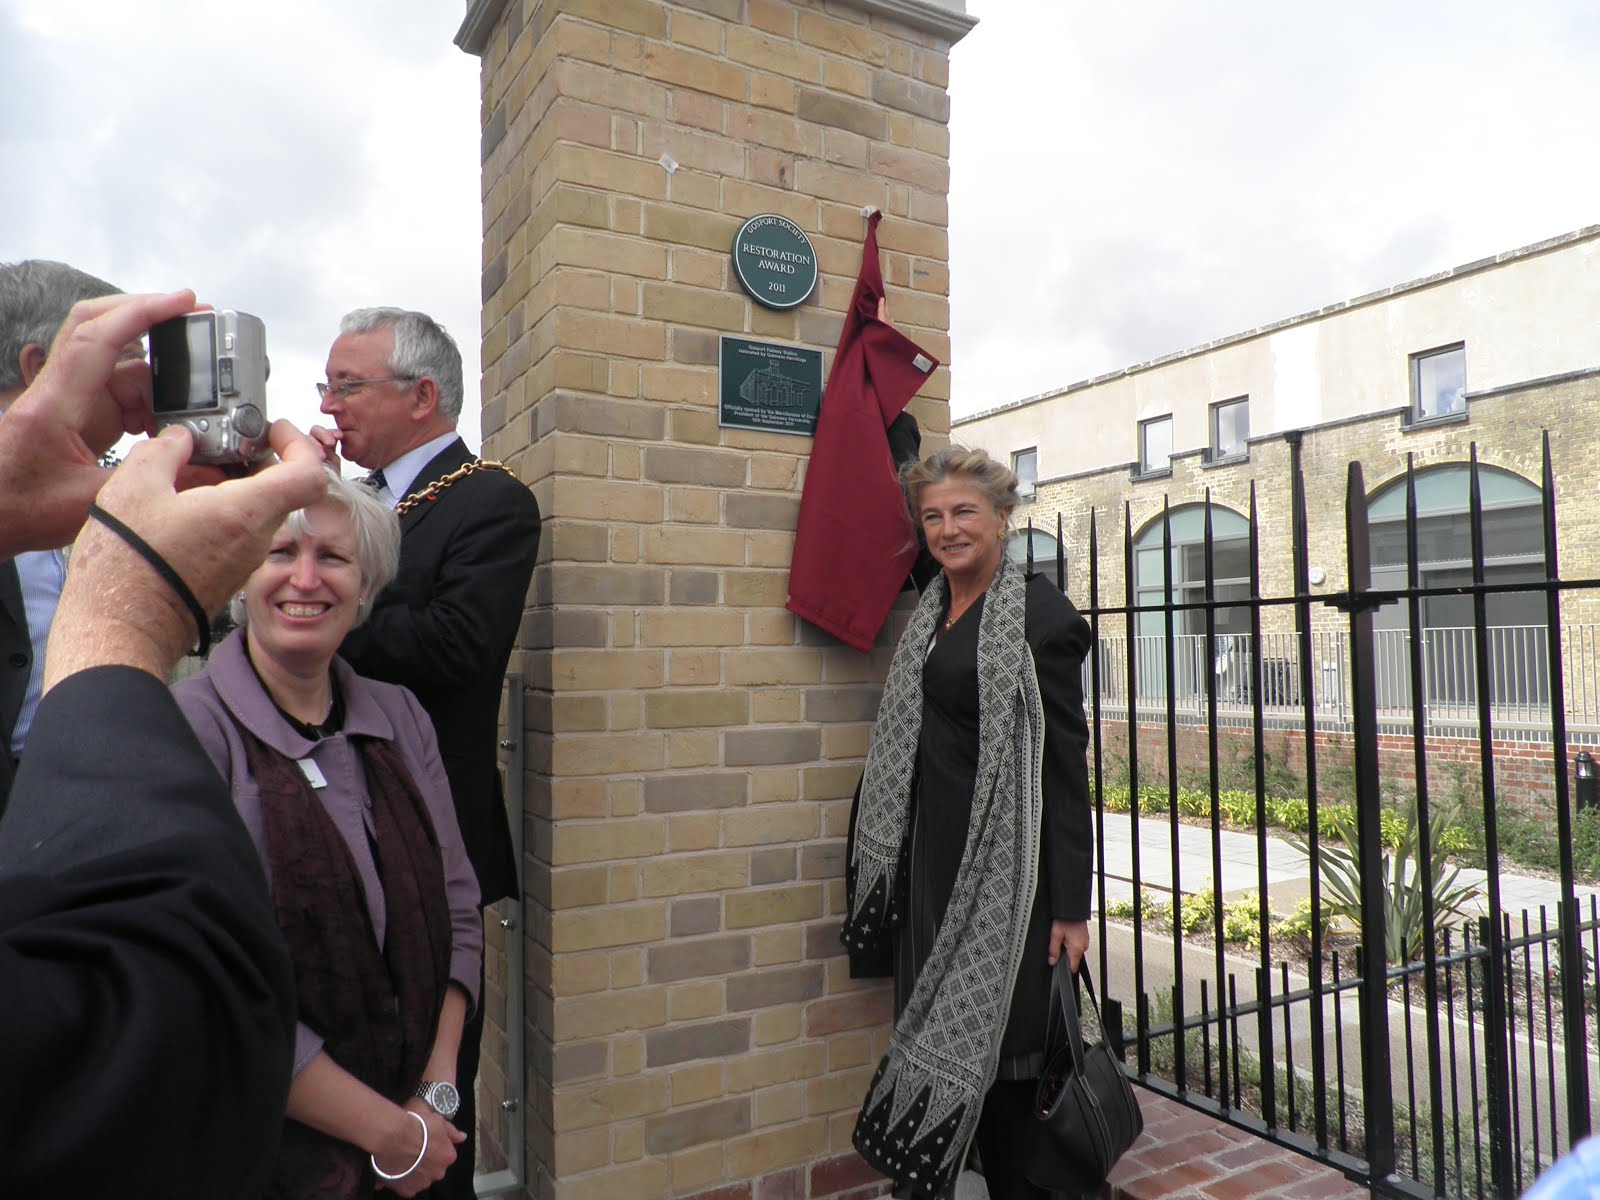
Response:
[243,500,366,669]
[918,477,1007,585]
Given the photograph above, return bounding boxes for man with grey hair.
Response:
[0,260,122,808]
[315,306,540,1197]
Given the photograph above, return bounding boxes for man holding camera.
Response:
[314,306,541,1197]
[0,288,331,1196]
[0,259,124,810]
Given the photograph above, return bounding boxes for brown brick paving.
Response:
[1104,1089,1368,1200]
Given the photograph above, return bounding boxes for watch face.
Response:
[429,1082,461,1118]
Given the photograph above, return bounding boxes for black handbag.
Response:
[1023,959,1144,1193]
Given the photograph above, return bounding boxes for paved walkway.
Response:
[1095,809,1600,919]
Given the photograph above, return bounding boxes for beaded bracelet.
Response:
[371,1110,429,1181]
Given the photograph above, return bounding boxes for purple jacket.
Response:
[174,629,482,1074]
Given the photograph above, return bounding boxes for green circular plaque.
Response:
[731,214,818,310]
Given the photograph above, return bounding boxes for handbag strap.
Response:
[1043,956,1089,1068]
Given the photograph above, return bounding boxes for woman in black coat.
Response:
[844,446,1093,1200]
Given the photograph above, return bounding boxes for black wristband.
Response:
[84,503,211,657]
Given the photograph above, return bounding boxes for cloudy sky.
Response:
[5,0,1598,440]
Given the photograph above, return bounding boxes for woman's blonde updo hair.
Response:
[900,446,1021,535]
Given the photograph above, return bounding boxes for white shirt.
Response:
[374,431,461,510]
[11,548,65,754]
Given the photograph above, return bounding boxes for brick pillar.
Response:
[456,2,973,1196]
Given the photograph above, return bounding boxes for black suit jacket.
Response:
[0,560,31,809]
[340,436,541,905]
[0,667,295,1199]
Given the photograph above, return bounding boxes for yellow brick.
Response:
[746,531,796,567]
[614,1033,645,1076]
[640,610,747,647]
[611,693,643,733]
[555,309,667,360]
[725,1119,828,1179]
[724,650,821,687]
[750,74,796,112]
[670,980,726,1022]
[748,0,794,37]
[755,1082,805,1127]
[751,688,802,723]
[670,1143,727,1193]
[727,1043,827,1093]
[747,611,800,645]
[553,225,668,279]
[552,950,610,997]
[552,902,668,952]
[668,650,721,685]
[646,688,749,727]
[558,1159,669,1200]
[671,1061,727,1108]
[554,1074,670,1134]
[797,11,890,65]
[638,851,748,898]
[554,1128,610,1175]
[750,768,801,804]
[670,8,724,53]
[753,926,803,966]
[669,812,721,852]
[552,818,666,865]
[552,778,609,819]
[551,865,608,909]
[552,983,667,1042]
[554,0,667,39]
[553,649,664,691]
[553,477,664,522]
[610,863,641,900]
[823,55,870,99]
[667,487,721,523]
[641,43,749,102]
[644,526,745,566]
[754,1005,802,1046]
[550,733,665,776]
[640,362,717,404]
[723,805,818,847]
[828,1031,874,1070]
[611,948,645,988]
[611,441,643,478]
[614,1120,644,1163]
[668,729,722,768]
[807,1065,876,1116]
[727,26,820,82]
[725,883,823,928]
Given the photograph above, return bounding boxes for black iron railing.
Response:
[1031,433,1599,1197]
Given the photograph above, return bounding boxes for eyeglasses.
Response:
[316,376,417,401]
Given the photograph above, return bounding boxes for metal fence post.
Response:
[1339,462,1397,1182]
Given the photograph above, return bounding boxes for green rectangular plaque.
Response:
[718,335,824,436]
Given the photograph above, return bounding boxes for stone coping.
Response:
[455,0,977,55]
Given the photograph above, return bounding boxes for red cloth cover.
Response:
[786,212,941,652]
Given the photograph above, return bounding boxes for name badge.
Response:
[297,758,328,789]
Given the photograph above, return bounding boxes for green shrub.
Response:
[1290,802,1481,965]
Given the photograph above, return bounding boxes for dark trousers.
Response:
[975,1079,1054,1200]
[431,957,487,1199]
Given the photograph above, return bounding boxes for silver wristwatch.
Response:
[416,1080,462,1119]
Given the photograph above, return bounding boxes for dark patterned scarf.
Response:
[240,727,453,1199]
[843,555,1045,1196]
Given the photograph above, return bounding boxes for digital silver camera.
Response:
[149,309,270,465]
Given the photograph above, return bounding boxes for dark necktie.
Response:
[363,469,388,493]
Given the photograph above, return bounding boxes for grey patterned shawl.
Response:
[843,555,1045,1196]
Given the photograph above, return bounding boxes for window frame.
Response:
[1012,447,1038,498]
[1408,342,1467,425]
[1209,395,1250,463]
[1136,415,1174,478]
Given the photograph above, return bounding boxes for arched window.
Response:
[1132,504,1251,639]
[1130,505,1252,701]
[1006,526,1062,577]
[1366,464,1546,711]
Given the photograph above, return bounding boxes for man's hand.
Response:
[1048,919,1090,973]
[0,290,195,558]
[307,424,344,467]
[44,419,329,689]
